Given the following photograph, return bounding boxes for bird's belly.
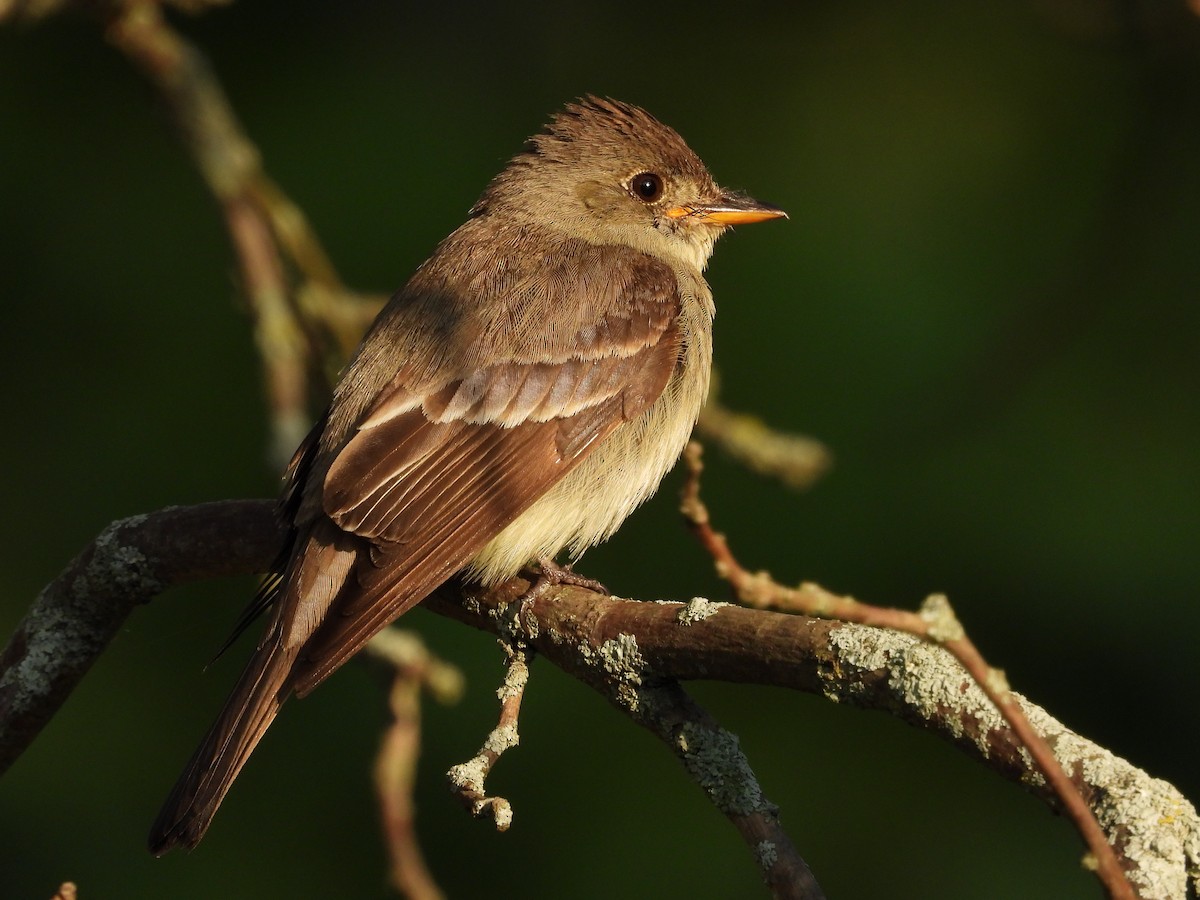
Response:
[466,346,710,586]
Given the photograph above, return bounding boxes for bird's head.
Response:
[475,96,786,272]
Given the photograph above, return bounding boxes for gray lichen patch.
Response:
[1019,702,1200,900]
[69,546,140,599]
[446,756,488,792]
[675,721,769,817]
[5,521,162,714]
[676,597,727,625]
[86,518,160,597]
[495,651,530,701]
[572,633,648,712]
[2,607,76,709]
[918,593,964,643]
[755,839,778,870]
[489,599,536,643]
[825,624,1025,765]
[597,633,645,682]
[483,722,519,754]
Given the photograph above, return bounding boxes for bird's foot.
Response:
[531,557,608,595]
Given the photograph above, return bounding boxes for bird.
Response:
[148,95,785,854]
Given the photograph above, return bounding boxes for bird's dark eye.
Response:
[630,172,664,203]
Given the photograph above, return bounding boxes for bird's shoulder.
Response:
[419,218,684,352]
[343,221,684,403]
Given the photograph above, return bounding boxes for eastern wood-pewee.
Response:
[149,96,785,853]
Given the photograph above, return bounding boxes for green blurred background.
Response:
[3,2,1198,897]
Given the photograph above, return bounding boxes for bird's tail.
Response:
[148,521,357,854]
[147,633,298,854]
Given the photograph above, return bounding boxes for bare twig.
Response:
[103,1,311,462]
[697,373,831,492]
[366,629,464,900]
[374,672,443,900]
[99,0,382,463]
[680,440,1138,899]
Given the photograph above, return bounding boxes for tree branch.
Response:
[436,584,824,898]
[6,4,1190,898]
[0,500,281,776]
[4,501,1195,897]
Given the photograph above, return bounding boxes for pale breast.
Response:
[466,284,713,585]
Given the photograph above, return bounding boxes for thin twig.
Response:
[100,0,381,463]
[697,373,831,492]
[445,642,530,831]
[366,629,464,900]
[103,1,313,463]
[680,440,1137,900]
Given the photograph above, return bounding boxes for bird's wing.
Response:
[288,250,684,695]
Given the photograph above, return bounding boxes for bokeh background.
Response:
[3,2,1198,898]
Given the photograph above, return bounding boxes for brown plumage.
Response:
[148,96,784,854]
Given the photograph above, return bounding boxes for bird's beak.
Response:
[665,192,788,226]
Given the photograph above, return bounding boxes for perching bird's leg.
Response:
[531,557,608,595]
